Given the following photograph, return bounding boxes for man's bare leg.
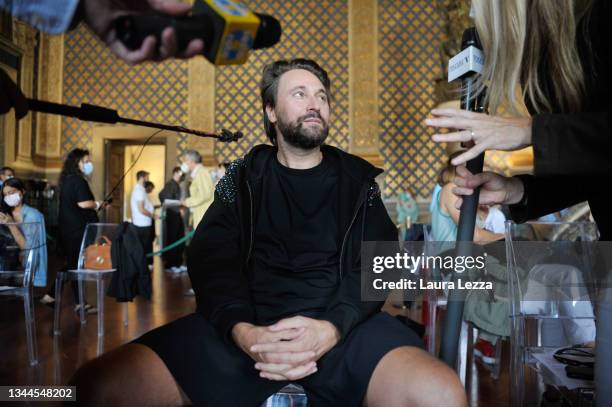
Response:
[68,344,191,407]
[364,346,467,407]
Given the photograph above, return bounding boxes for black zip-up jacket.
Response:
[187,144,397,345]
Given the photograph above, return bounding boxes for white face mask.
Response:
[180,162,189,174]
[82,162,94,176]
[4,192,21,207]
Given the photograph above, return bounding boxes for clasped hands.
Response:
[232,316,340,381]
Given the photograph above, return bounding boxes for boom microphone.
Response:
[114,0,282,65]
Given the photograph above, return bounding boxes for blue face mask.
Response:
[82,162,94,176]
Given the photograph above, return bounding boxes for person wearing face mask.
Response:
[180,150,214,229]
[0,177,47,287]
[40,148,106,313]
[159,167,186,272]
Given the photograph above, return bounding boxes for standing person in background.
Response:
[131,171,156,269]
[40,148,104,314]
[0,177,47,287]
[180,150,214,229]
[159,167,186,273]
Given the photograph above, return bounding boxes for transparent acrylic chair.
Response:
[506,220,599,406]
[0,221,42,366]
[261,384,307,407]
[53,223,126,338]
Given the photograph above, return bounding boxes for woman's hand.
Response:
[0,212,15,224]
[425,108,532,166]
[452,166,525,209]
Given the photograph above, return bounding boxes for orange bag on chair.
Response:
[84,236,112,270]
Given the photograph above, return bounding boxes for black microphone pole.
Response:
[439,27,487,369]
[25,98,243,142]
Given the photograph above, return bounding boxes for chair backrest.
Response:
[0,221,41,287]
[77,223,120,270]
[505,220,599,318]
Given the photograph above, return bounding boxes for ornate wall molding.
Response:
[34,32,64,169]
[13,21,36,164]
[188,57,216,166]
[348,0,381,165]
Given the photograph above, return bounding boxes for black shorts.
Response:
[133,312,423,407]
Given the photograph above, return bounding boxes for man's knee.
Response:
[68,348,126,406]
[68,344,186,407]
[366,346,467,407]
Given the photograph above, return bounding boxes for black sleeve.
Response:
[158,182,171,203]
[73,176,95,202]
[187,172,256,345]
[320,184,397,342]
[509,174,590,222]
[532,110,612,176]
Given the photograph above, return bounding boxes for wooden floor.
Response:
[0,256,510,406]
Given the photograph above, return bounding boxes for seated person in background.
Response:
[68,58,466,407]
[0,177,47,287]
[430,152,504,243]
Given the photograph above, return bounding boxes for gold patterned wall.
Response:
[213,0,350,163]
[61,26,190,155]
[378,0,446,198]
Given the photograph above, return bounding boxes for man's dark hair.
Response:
[59,148,90,189]
[172,166,182,174]
[260,58,331,145]
[136,170,149,181]
[144,181,154,191]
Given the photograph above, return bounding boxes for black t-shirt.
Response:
[58,174,99,240]
[250,152,341,325]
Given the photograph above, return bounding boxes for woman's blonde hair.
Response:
[472,0,590,115]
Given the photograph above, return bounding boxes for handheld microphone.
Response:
[439,26,488,370]
[114,0,282,66]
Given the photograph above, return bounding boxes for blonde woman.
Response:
[425,0,611,240]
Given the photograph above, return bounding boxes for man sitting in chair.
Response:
[69,58,466,407]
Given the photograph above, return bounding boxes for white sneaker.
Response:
[74,303,98,315]
[179,265,187,272]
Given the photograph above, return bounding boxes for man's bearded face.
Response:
[271,69,331,150]
[276,109,329,149]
